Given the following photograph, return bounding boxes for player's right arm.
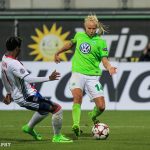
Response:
[3,94,12,105]
[1,72,12,105]
[54,41,74,63]
[55,32,79,63]
[1,61,12,104]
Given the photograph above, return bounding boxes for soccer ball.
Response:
[92,123,109,140]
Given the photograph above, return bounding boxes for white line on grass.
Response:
[38,125,148,128]
[0,125,149,128]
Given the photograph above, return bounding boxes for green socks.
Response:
[72,103,81,127]
[72,104,103,126]
[91,106,103,121]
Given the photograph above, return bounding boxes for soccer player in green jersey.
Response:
[55,15,117,137]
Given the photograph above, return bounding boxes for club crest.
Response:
[79,43,91,54]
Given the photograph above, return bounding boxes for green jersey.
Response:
[71,32,109,76]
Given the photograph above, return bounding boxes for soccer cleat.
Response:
[52,134,73,143]
[72,124,80,137]
[22,124,42,141]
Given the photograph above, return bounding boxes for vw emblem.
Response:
[79,43,91,54]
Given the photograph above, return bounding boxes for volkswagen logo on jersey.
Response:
[79,43,91,54]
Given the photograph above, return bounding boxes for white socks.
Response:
[27,112,48,128]
[52,108,63,135]
[27,109,63,136]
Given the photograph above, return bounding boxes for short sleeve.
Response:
[100,40,109,57]
[10,61,29,79]
[71,32,78,44]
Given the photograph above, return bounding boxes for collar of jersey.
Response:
[5,54,16,60]
[85,33,98,39]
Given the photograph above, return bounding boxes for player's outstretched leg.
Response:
[22,112,47,140]
[22,124,42,141]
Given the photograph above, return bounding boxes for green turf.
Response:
[0,110,150,150]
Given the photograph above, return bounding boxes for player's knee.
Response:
[73,94,82,104]
[75,94,82,99]
[52,103,62,114]
[39,101,62,114]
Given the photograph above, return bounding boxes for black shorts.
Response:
[21,92,61,115]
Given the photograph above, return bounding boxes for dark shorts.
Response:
[21,92,61,115]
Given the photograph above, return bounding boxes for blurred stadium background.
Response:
[0,0,150,110]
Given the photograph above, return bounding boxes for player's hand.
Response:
[3,94,12,105]
[108,66,117,75]
[49,70,61,81]
[54,53,61,64]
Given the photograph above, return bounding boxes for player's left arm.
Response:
[102,57,117,75]
[24,70,60,83]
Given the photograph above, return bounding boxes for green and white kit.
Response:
[70,32,109,99]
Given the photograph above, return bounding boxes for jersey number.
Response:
[95,84,102,91]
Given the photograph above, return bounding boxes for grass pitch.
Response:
[0,110,150,150]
